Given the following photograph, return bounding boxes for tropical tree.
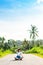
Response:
[29,25,38,46]
[0,37,2,48]
[3,42,9,50]
[2,37,5,44]
[22,39,29,50]
[8,39,15,48]
[0,37,5,48]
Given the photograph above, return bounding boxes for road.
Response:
[0,54,43,65]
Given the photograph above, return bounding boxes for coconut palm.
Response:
[29,25,38,46]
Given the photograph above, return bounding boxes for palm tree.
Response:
[29,25,38,46]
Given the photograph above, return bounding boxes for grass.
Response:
[0,49,12,58]
[0,47,43,58]
[25,47,43,58]
[33,53,43,58]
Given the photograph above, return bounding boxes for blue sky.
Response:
[0,0,43,40]
[0,0,35,8]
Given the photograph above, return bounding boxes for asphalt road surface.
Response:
[0,54,43,65]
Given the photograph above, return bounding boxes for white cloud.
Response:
[31,0,43,13]
[37,0,43,4]
[33,4,43,12]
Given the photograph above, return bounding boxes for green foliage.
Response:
[0,34,43,58]
[40,45,43,49]
[25,47,38,54]
[34,54,43,58]
[0,49,12,57]
[25,47,43,55]
[10,46,17,53]
[22,39,29,50]
[8,39,15,48]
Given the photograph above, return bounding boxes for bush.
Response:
[40,45,43,49]
[0,49,12,57]
[10,47,15,53]
[25,47,43,54]
[25,47,38,54]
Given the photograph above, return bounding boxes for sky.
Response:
[0,0,43,40]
